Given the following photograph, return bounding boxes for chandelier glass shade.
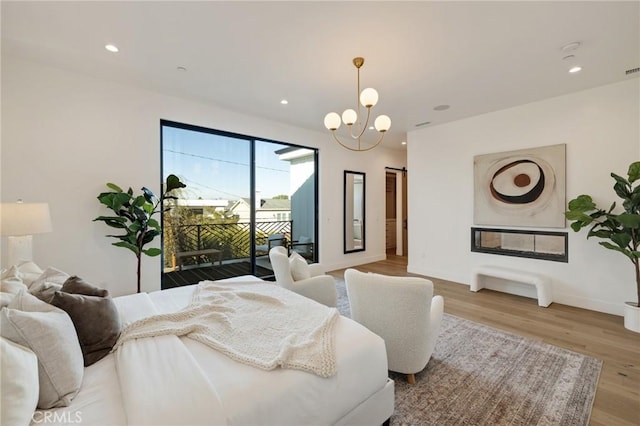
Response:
[324,57,391,152]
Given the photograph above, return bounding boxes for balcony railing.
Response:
[163,220,292,268]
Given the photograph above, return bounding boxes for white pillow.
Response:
[29,267,70,291]
[1,337,39,426]
[0,292,15,308]
[17,261,44,286]
[1,279,27,295]
[289,251,311,281]
[0,261,44,288]
[28,267,69,303]
[0,265,29,294]
[1,290,83,409]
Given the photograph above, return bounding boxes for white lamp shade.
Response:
[359,88,379,108]
[324,112,341,130]
[341,109,357,125]
[0,203,52,236]
[374,115,391,132]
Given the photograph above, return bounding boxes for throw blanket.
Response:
[114,281,339,377]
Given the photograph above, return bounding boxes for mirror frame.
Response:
[344,170,366,253]
[470,227,568,262]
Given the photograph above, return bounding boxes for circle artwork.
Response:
[474,144,565,228]
[484,156,556,217]
[490,160,545,204]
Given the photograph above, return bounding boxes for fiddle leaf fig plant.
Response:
[94,174,186,293]
[565,161,640,307]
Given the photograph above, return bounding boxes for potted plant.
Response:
[94,174,186,293]
[565,161,640,332]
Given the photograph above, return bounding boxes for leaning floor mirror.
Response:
[344,170,365,253]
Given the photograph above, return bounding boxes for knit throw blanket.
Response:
[114,281,339,377]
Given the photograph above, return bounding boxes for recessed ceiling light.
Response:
[105,44,119,53]
[369,126,374,130]
[434,105,450,111]
[280,99,288,105]
[401,141,407,145]
[415,121,431,127]
[569,66,582,73]
[177,66,187,72]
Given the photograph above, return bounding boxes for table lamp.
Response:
[0,200,53,266]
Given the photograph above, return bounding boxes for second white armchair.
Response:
[268,247,338,307]
[344,268,444,384]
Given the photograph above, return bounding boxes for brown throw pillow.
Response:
[50,291,121,366]
[61,276,109,297]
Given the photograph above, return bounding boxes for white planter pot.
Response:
[623,302,640,333]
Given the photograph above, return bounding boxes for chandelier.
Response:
[324,57,391,152]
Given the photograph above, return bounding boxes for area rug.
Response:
[336,282,602,425]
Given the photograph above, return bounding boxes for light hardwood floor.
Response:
[329,255,640,426]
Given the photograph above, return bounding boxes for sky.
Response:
[162,125,292,201]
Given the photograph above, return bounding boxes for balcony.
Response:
[162,220,292,289]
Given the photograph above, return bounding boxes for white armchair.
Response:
[268,247,337,307]
[344,268,444,384]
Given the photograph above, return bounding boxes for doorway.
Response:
[385,167,407,256]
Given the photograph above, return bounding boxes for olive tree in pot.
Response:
[94,175,186,293]
[565,161,640,333]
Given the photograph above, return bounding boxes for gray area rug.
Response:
[336,281,602,425]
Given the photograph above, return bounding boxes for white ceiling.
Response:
[2,1,639,150]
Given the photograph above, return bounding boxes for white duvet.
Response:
[31,276,389,426]
[115,281,340,378]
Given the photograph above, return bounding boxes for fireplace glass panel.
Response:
[471,227,568,262]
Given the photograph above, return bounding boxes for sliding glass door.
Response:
[160,121,317,289]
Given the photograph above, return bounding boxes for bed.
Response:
[13,274,394,426]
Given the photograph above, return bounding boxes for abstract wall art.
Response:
[474,144,566,228]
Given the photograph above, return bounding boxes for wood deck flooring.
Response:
[328,255,640,426]
[162,262,273,289]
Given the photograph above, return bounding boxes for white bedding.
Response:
[116,281,340,378]
[31,276,391,426]
[114,292,227,426]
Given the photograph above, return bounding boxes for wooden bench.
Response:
[172,248,222,271]
[471,265,553,307]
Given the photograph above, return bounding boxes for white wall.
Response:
[407,78,640,315]
[1,55,406,296]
